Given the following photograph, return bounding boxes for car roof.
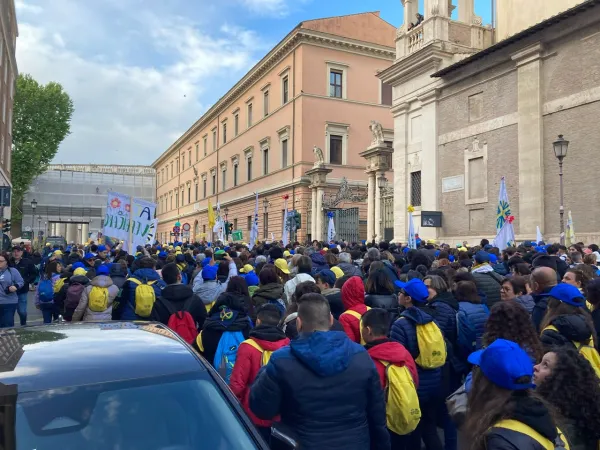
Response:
[0,322,206,393]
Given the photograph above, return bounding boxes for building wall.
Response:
[0,0,17,191]
[496,0,585,41]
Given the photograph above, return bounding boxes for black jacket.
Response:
[10,257,37,294]
[365,293,399,324]
[251,283,284,318]
[322,288,344,319]
[472,268,504,307]
[531,288,554,332]
[153,284,207,332]
[592,308,600,342]
[486,396,565,450]
[540,314,595,350]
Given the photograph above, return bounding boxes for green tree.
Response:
[11,74,74,220]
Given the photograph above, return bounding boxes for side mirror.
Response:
[270,423,300,450]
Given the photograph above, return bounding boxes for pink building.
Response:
[153,12,395,243]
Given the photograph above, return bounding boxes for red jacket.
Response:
[229,332,290,427]
[339,276,368,343]
[366,338,419,389]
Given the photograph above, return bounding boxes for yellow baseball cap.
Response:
[53,250,63,256]
[283,250,291,258]
[241,264,254,274]
[331,266,344,279]
[73,267,87,276]
[275,258,290,274]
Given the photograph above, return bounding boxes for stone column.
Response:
[402,0,419,27]
[418,89,439,241]
[374,173,385,240]
[315,188,324,241]
[311,188,317,239]
[81,223,89,243]
[512,44,544,237]
[458,0,474,24]
[366,172,376,241]
[392,103,409,243]
[65,224,78,244]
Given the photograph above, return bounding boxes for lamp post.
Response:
[377,175,388,240]
[30,199,37,240]
[223,206,229,240]
[263,198,270,239]
[553,135,569,245]
[37,216,42,243]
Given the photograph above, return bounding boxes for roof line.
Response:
[432,0,600,77]
[300,11,384,24]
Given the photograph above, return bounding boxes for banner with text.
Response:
[103,191,156,252]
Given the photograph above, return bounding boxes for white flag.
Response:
[536,226,543,245]
[249,193,259,250]
[495,177,511,235]
[282,196,289,247]
[494,220,516,251]
[327,213,336,242]
[566,211,576,247]
[407,212,417,249]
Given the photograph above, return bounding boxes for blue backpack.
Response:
[38,279,54,303]
[181,272,188,285]
[213,330,245,384]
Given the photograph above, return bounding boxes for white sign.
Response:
[24,226,31,232]
[442,175,464,193]
[102,191,156,252]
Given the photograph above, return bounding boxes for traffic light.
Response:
[2,219,11,233]
[294,211,301,229]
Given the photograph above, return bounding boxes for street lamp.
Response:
[30,199,37,239]
[37,215,42,244]
[223,206,229,221]
[553,134,569,245]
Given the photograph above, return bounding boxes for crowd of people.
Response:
[1,237,600,449]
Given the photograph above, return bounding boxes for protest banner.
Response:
[103,191,156,252]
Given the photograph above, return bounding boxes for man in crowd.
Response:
[10,246,37,326]
[530,266,558,332]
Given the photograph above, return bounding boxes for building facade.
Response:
[153,12,395,244]
[382,0,600,245]
[0,0,17,192]
[21,165,155,243]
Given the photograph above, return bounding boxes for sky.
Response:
[15,0,493,166]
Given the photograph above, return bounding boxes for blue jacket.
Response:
[310,253,329,275]
[249,331,390,450]
[390,306,442,401]
[118,268,166,320]
[532,289,552,332]
[456,301,489,363]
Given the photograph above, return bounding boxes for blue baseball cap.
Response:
[549,283,585,307]
[449,255,455,262]
[97,265,110,276]
[317,269,336,287]
[483,244,493,251]
[202,264,218,281]
[176,254,185,263]
[394,278,429,303]
[201,257,212,267]
[84,253,95,260]
[468,339,535,391]
[72,262,85,270]
[489,253,498,264]
[158,251,168,258]
[474,250,490,264]
[97,245,107,252]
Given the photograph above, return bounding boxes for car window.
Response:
[15,372,260,450]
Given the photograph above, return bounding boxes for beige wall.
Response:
[0,0,17,190]
[496,0,585,41]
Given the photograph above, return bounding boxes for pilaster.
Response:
[392,102,409,243]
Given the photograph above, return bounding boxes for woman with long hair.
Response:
[364,265,398,323]
[535,347,600,450]
[562,268,590,295]
[484,301,544,363]
[540,283,598,351]
[454,280,489,363]
[464,339,569,450]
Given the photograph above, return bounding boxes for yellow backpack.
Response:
[88,286,109,312]
[53,277,65,293]
[494,419,570,450]
[342,307,371,345]
[129,278,157,318]
[243,339,274,366]
[543,325,600,379]
[414,321,447,369]
[380,360,421,435]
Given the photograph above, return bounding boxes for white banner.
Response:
[103,191,156,252]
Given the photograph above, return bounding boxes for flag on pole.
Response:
[282,195,289,247]
[494,217,516,251]
[536,226,543,245]
[327,212,336,242]
[249,193,259,250]
[566,211,575,247]
[213,202,225,241]
[407,205,416,249]
[207,198,215,229]
[496,177,511,234]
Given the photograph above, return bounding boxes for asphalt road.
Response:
[20,290,43,325]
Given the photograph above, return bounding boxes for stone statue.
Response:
[369,120,385,146]
[313,146,325,167]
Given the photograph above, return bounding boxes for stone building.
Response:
[152,12,395,244]
[380,0,600,245]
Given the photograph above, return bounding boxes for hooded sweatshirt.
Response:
[339,276,369,343]
[229,325,290,427]
[540,314,595,349]
[251,282,285,319]
[365,338,418,389]
[152,283,207,331]
[310,253,329,275]
[283,272,315,304]
[72,275,119,321]
[249,331,390,450]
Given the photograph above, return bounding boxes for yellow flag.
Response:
[207,198,215,228]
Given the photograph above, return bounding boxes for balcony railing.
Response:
[407,23,424,54]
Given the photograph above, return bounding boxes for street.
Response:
[22,290,43,325]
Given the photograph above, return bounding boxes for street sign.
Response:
[0,187,10,207]
[182,223,191,232]
[22,231,32,239]
[24,226,31,232]
[232,230,243,241]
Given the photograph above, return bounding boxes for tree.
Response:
[11,74,74,220]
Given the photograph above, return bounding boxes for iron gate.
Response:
[381,189,394,241]
[323,208,360,243]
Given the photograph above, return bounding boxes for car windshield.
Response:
[13,372,260,450]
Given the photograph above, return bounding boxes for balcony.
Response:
[407,24,424,53]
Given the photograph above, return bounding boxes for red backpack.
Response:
[158,297,198,344]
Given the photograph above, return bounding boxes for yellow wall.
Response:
[496,0,586,41]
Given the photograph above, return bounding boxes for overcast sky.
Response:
[15,0,492,166]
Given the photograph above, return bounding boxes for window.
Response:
[329,135,343,165]
[195,183,198,201]
[203,137,207,156]
[222,169,227,191]
[247,216,252,231]
[381,81,392,106]
[170,195,173,210]
[161,169,164,184]
[223,123,227,144]
[188,150,191,167]
[157,172,160,186]
[187,186,191,204]
[247,104,253,127]
[233,164,238,186]
[181,154,185,171]
[263,148,269,175]
[166,166,169,179]
[234,114,239,137]
[203,224,206,234]
[410,171,422,207]
[175,191,179,208]
[263,91,269,116]
[171,162,173,175]
[2,94,5,123]
[282,77,289,104]
[212,173,216,194]
[203,179,207,198]
[212,130,217,151]
[233,218,238,230]
[263,213,268,238]
[282,139,288,168]
[247,157,252,181]
[195,143,199,161]
[330,70,343,98]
